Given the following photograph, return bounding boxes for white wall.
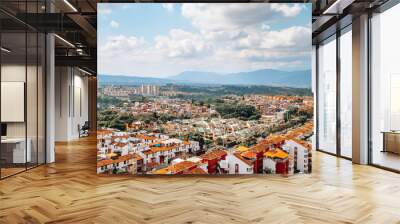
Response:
[1,65,41,138]
[55,67,89,141]
[226,153,253,174]
[1,65,26,138]
[1,63,46,164]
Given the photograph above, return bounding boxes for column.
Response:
[352,14,369,164]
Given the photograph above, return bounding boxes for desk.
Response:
[1,138,31,163]
[382,131,400,154]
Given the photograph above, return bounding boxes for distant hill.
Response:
[170,69,311,88]
[98,75,175,86]
[99,69,311,88]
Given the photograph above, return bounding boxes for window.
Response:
[317,35,337,154]
[340,27,353,158]
[371,4,400,171]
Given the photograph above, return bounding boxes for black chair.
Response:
[79,121,90,138]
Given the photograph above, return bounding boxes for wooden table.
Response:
[382,131,400,154]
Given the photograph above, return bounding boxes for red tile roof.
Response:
[135,134,157,141]
[97,130,113,135]
[233,152,254,166]
[146,162,160,169]
[182,167,207,174]
[264,149,288,160]
[200,149,227,161]
[112,142,128,148]
[170,161,197,173]
[97,154,133,167]
[133,153,143,161]
[241,151,257,159]
[154,161,197,174]
[290,139,312,150]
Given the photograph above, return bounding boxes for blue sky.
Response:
[98,3,312,77]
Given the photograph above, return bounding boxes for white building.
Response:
[97,154,136,175]
[223,152,254,174]
[263,157,276,174]
[139,138,200,166]
[282,139,311,173]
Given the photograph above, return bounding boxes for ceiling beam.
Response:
[55,55,96,73]
[67,13,97,46]
[323,0,356,14]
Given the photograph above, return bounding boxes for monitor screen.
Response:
[1,123,7,137]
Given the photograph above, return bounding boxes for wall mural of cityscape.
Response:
[97,3,313,175]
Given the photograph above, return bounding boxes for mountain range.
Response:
[99,69,311,88]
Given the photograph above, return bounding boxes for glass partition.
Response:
[339,27,352,158]
[0,1,46,179]
[317,35,337,154]
[371,3,400,171]
[1,30,28,177]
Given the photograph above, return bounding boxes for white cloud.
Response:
[261,26,310,49]
[98,4,311,76]
[155,29,213,58]
[162,3,174,12]
[227,26,311,64]
[98,7,112,15]
[235,26,311,50]
[110,20,119,28]
[261,24,271,30]
[100,35,145,57]
[181,3,304,32]
[270,4,303,17]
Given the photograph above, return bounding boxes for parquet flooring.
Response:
[1,136,400,224]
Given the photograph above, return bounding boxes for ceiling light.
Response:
[323,0,354,15]
[1,47,11,53]
[54,34,75,48]
[78,67,92,76]
[63,0,78,12]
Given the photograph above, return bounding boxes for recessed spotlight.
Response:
[54,34,75,48]
[1,47,11,53]
[78,67,92,76]
[63,0,78,12]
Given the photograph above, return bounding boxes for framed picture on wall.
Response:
[96,3,314,175]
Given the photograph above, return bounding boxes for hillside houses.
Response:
[97,129,200,174]
[97,122,313,175]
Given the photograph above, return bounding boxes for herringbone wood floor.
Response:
[1,136,400,224]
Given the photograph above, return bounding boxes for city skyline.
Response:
[98,3,312,78]
[97,83,314,175]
